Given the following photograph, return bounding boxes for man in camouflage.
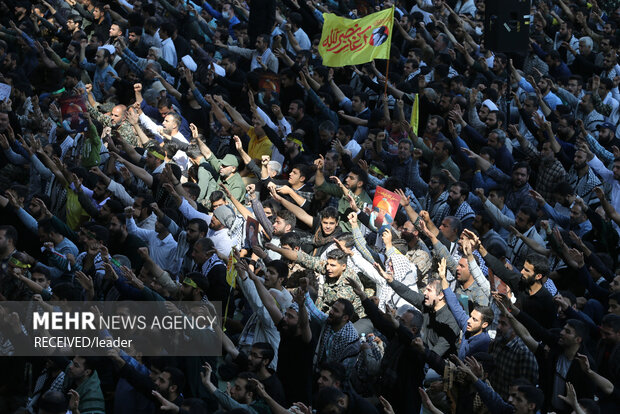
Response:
[266,243,365,320]
[85,83,138,146]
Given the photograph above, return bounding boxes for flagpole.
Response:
[383,58,390,96]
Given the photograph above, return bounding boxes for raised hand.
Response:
[314,154,324,170]
[189,123,199,139]
[345,276,364,297]
[393,188,409,207]
[374,262,393,283]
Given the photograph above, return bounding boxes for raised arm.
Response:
[268,187,313,227]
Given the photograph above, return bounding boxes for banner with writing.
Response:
[318,7,394,67]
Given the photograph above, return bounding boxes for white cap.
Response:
[98,45,116,55]
[181,55,197,72]
[212,62,226,77]
[482,99,499,112]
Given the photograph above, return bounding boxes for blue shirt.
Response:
[80,60,118,101]
[444,287,491,360]
[202,2,241,39]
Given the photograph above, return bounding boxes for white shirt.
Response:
[603,92,620,125]
[178,199,234,257]
[126,217,178,272]
[454,0,476,16]
[160,37,178,67]
[589,155,620,234]
[286,28,311,56]
[344,139,361,158]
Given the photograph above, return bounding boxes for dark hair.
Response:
[183,183,201,200]
[525,253,549,279]
[349,166,368,187]
[237,372,259,397]
[0,225,18,244]
[163,366,186,393]
[38,218,58,235]
[289,12,303,27]
[111,21,126,32]
[517,385,544,411]
[475,306,494,326]
[480,146,497,161]
[179,398,208,414]
[601,313,620,332]
[280,231,301,249]
[53,282,83,301]
[488,186,506,199]
[276,210,296,229]
[431,172,449,188]
[160,22,176,36]
[451,181,469,197]
[292,163,312,180]
[316,387,346,412]
[338,125,354,138]
[518,206,538,225]
[38,390,68,413]
[195,237,216,254]
[251,342,275,364]
[188,218,208,234]
[320,206,339,221]
[128,26,142,35]
[32,266,52,280]
[209,190,226,204]
[353,92,369,106]
[566,319,588,340]
[334,298,355,319]
[267,260,289,282]
[290,99,305,111]
[326,249,348,265]
[135,192,155,214]
[319,362,347,384]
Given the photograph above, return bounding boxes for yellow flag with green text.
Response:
[318,7,394,67]
[410,93,419,135]
[226,251,237,288]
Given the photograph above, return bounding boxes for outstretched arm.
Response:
[268,187,313,227]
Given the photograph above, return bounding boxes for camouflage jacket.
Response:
[297,250,365,319]
[88,105,138,146]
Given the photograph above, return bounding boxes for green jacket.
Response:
[81,121,101,168]
[206,154,246,202]
[63,369,105,414]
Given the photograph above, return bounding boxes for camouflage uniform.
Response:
[88,106,138,146]
[296,251,365,319]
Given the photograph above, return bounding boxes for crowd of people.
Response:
[0,0,620,413]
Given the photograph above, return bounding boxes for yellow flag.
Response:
[318,7,394,67]
[225,251,237,288]
[410,93,419,135]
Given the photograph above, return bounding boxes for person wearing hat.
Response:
[180,271,210,300]
[593,121,620,151]
[196,138,246,202]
